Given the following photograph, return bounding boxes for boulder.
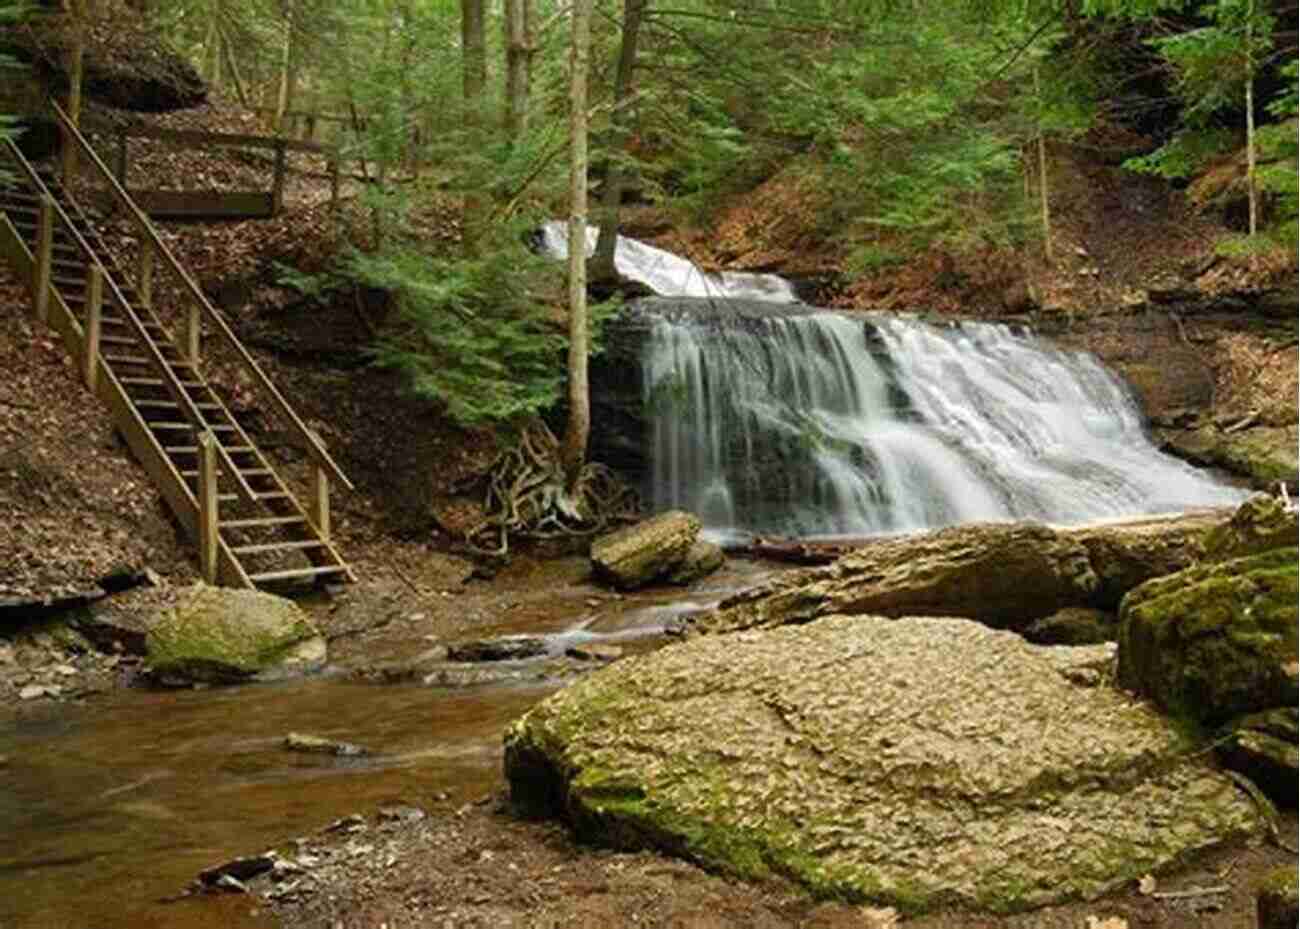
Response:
[1023,607,1117,645]
[505,616,1261,913]
[1069,512,1217,609]
[283,732,370,757]
[1117,547,1298,725]
[1159,424,1299,489]
[1257,866,1299,929]
[666,540,725,586]
[1204,494,1297,562]
[145,585,326,685]
[1217,707,1298,806]
[696,522,1099,635]
[591,511,701,590]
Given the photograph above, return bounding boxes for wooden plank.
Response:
[33,195,53,322]
[310,463,329,542]
[198,431,219,583]
[128,190,275,220]
[82,264,102,391]
[270,140,287,215]
[94,122,332,154]
[0,214,33,278]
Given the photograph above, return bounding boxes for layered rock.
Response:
[506,616,1261,913]
[1117,547,1298,725]
[592,511,722,589]
[1217,708,1298,806]
[145,585,326,685]
[695,514,1220,636]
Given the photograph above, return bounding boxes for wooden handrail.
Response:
[1,137,261,507]
[91,121,334,155]
[50,100,354,491]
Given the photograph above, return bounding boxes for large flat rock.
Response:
[695,514,1222,636]
[506,616,1262,913]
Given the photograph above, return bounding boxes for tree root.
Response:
[464,419,639,557]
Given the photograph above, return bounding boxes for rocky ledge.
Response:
[505,615,1262,913]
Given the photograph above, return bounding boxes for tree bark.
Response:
[462,0,487,117]
[1244,0,1257,239]
[503,0,531,138]
[274,8,294,132]
[561,0,594,485]
[1034,65,1053,262]
[62,0,88,185]
[591,0,647,282]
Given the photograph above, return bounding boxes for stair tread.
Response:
[164,444,255,454]
[121,377,206,388]
[137,399,221,410]
[149,421,237,430]
[231,540,324,555]
[247,565,348,583]
[181,466,272,477]
[221,516,307,528]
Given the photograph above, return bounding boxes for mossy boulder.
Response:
[1161,424,1299,489]
[1256,865,1299,929]
[505,616,1261,913]
[1217,707,1298,807]
[146,585,326,685]
[1070,513,1218,610]
[1117,548,1298,726]
[666,540,725,586]
[591,510,701,590]
[1204,494,1297,562]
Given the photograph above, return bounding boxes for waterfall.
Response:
[641,301,1246,539]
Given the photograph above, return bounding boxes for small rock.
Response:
[18,684,58,700]
[210,874,248,894]
[53,664,78,677]
[284,732,370,757]
[447,636,547,663]
[197,853,276,887]
[565,642,624,662]
[322,814,366,834]
[378,804,426,823]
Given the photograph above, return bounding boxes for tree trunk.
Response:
[1034,66,1052,262]
[591,0,647,282]
[1244,0,1257,239]
[561,0,594,485]
[503,0,531,138]
[62,0,88,185]
[462,0,487,118]
[274,10,294,132]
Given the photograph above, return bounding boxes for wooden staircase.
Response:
[0,103,354,592]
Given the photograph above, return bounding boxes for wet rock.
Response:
[565,642,624,662]
[1204,494,1298,562]
[446,636,547,663]
[1118,548,1298,726]
[1217,708,1298,806]
[1158,423,1299,489]
[377,805,426,823]
[1070,513,1218,609]
[1257,866,1299,929]
[591,511,701,590]
[506,615,1261,912]
[1023,607,1117,645]
[696,522,1099,635]
[145,585,327,686]
[666,540,725,586]
[198,853,276,888]
[284,732,370,758]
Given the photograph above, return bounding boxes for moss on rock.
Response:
[1257,865,1299,929]
[505,616,1261,913]
[1118,548,1298,726]
[146,584,325,685]
[1204,494,1298,562]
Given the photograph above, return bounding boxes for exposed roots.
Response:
[465,419,639,557]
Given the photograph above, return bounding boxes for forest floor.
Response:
[2,96,1297,929]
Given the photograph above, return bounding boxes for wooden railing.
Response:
[50,100,354,497]
[92,120,341,218]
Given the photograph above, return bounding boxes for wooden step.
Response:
[149,421,237,432]
[164,444,255,455]
[181,466,272,478]
[216,490,292,503]
[221,516,307,529]
[136,399,222,413]
[120,377,206,390]
[103,355,196,368]
[246,565,348,584]
[230,540,325,555]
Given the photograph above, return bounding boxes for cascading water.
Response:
[640,299,1246,539]
[536,223,1245,537]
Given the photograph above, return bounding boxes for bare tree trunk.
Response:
[503,0,531,138]
[220,25,249,106]
[561,0,594,485]
[591,0,646,281]
[1034,66,1053,262]
[1244,0,1257,239]
[462,0,486,117]
[274,10,293,132]
[62,0,88,185]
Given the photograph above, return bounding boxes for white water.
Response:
[643,306,1247,538]
[539,221,797,302]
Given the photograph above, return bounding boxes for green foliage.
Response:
[358,226,567,427]
[0,2,29,182]
[1123,127,1235,178]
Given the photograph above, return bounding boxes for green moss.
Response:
[1257,865,1299,896]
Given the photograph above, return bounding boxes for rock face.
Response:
[1217,708,1298,806]
[696,516,1221,636]
[1203,494,1298,562]
[1159,423,1299,489]
[505,616,1261,913]
[146,585,326,685]
[1117,547,1298,725]
[591,511,711,590]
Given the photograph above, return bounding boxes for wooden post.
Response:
[82,265,102,390]
[33,196,54,323]
[186,304,201,365]
[309,430,329,541]
[271,139,287,215]
[115,132,128,188]
[138,239,154,310]
[197,430,219,583]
